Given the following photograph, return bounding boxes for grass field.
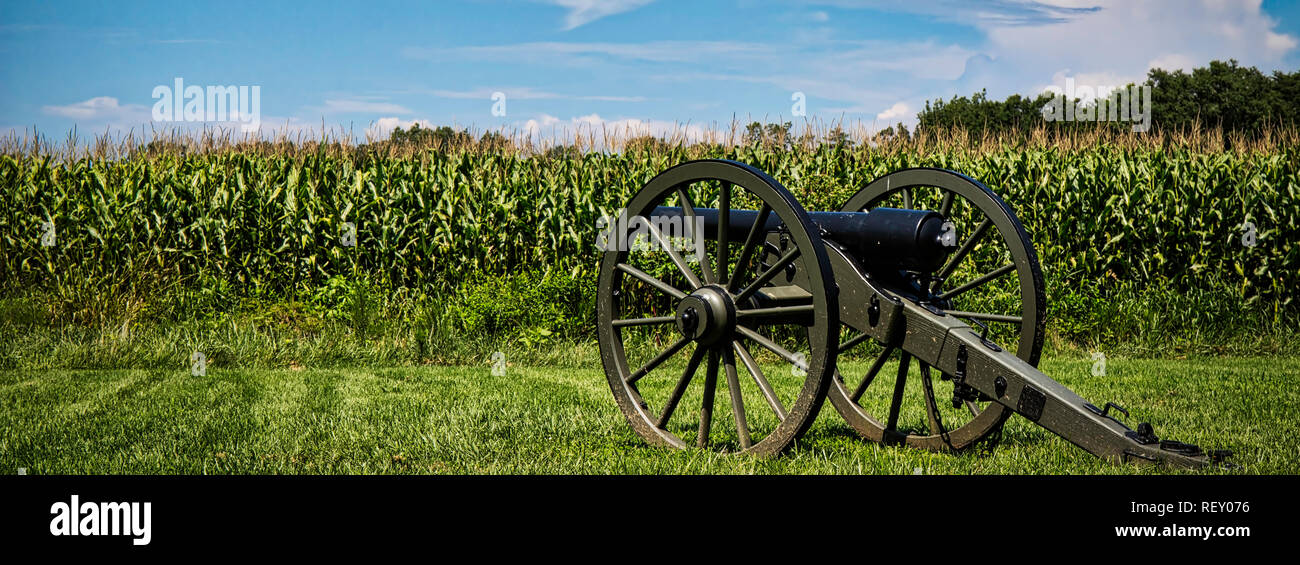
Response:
[4,130,1296,476]
[2,353,1295,475]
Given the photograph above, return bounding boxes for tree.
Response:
[544,144,580,159]
[1147,59,1293,131]
[742,121,794,148]
[389,123,473,148]
[623,135,669,153]
[765,122,793,148]
[478,131,509,151]
[743,121,765,146]
[872,123,911,145]
[918,60,1300,135]
[919,89,1057,132]
[824,126,853,148]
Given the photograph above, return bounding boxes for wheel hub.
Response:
[675,286,735,345]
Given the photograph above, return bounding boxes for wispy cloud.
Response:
[980,0,1300,97]
[410,86,646,102]
[415,38,967,69]
[42,96,148,121]
[312,99,412,114]
[809,0,1101,27]
[405,38,971,81]
[366,116,433,139]
[519,112,711,145]
[14,0,1299,139]
[1,23,225,45]
[406,38,972,114]
[421,88,549,100]
[403,40,773,65]
[875,101,910,121]
[541,0,656,30]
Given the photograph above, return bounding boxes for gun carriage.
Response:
[596,159,1227,468]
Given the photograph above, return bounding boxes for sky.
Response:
[2,0,1298,143]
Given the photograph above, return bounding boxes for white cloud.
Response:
[366,116,432,139]
[406,38,974,114]
[521,113,560,136]
[134,114,322,139]
[875,102,910,122]
[404,40,774,66]
[425,87,559,100]
[30,95,362,141]
[1266,31,1299,52]
[809,0,1299,111]
[572,113,604,127]
[42,96,148,121]
[424,38,972,79]
[1145,54,1199,74]
[542,0,656,30]
[252,116,336,138]
[810,0,1101,26]
[1027,69,1149,98]
[520,113,712,146]
[981,0,1298,93]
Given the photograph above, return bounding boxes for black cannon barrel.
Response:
[650,206,954,273]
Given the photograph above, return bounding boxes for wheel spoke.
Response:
[677,187,714,284]
[838,330,872,354]
[938,191,955,218]
[935,218,991,283]
[697,349,719,448]
[735,326,804,367]
[884,352,911,433]
[732,340,786,421]
[851,345,894,403]
[627,336,691,384]
[718,181,731,284]
[938,263,1015,301]
[723,348,752,449]
[946,310,1023,324]
[920,362,947,437]
[643,216,702,290]
[966,399,982,417]
[901,187,912,209]
[612,315,676,328]
[734,247,801,304]
[656,345,707,428]
[616,263,686,300]
[728,203,772,293]
[735,304,815,324]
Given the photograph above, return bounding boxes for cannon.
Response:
[596,159,1230,468]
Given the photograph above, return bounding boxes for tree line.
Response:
[383,59,1295,149]
[919,60,1299,133]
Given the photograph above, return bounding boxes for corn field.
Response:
[2,136,1297,316]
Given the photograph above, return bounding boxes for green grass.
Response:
[2,353,1295,475]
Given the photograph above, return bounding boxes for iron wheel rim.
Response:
[597,159,839,456]
[829,167,1046,451]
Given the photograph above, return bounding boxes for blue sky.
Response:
[2,0,1298,142]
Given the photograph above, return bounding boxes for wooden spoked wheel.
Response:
[597,160,839,455]
[827,168,1046,451]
